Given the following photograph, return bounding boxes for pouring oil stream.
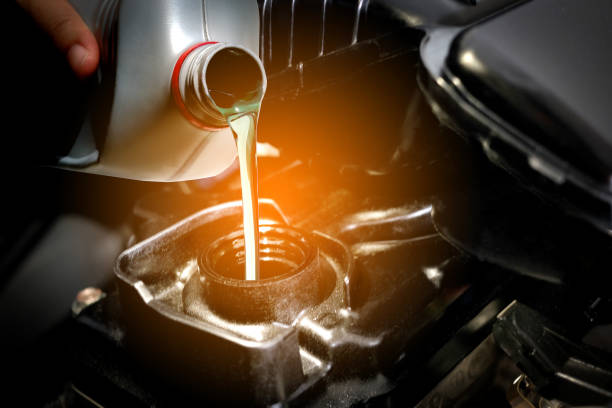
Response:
[213,92,263,281]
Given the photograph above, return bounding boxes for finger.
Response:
[17,0,99,78]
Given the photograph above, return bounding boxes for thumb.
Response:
[17,0,100,78]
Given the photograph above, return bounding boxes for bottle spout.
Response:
[173,43,267,129]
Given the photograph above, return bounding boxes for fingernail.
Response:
[67,44,90,77]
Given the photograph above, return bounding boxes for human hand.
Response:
[17,0,99,78]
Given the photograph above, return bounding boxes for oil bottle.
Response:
[60,0,266,182]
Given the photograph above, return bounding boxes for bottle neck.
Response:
[174,43,267,130]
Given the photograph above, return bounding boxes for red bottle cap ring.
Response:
[171,41,226,131]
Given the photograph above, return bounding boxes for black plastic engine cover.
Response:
[408,0,612,233]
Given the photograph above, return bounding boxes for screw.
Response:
[72,287,105,316]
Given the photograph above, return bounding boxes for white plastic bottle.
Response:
[60,0,266,182]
